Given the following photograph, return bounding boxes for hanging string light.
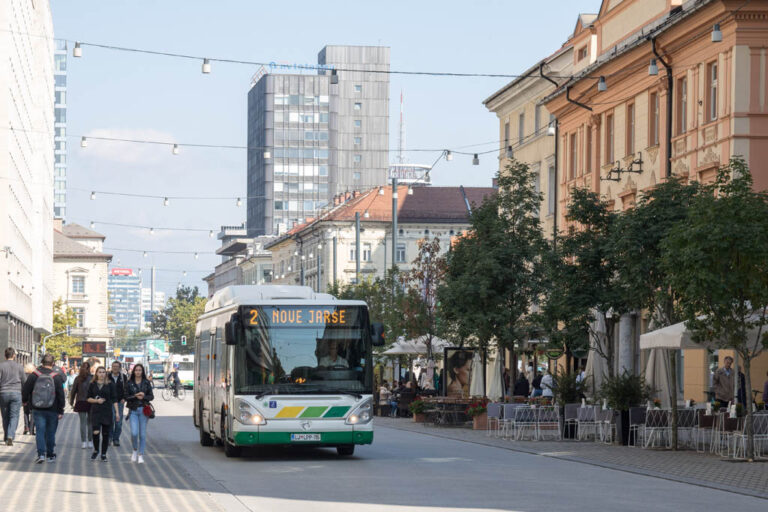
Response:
[90,191,96,200]
[149,227,155,235]
[236,198,242,207]
[172,144,180,155]
[209,230,214,238]
[80,136,88,148]
[72,42,82,58]
[163,197,170,206]
[90,221,95,229]
[202,58,211,74]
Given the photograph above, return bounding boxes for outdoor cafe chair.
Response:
[486,403,503,438]
[710,412,741,456]
[730,412,768,459]
[576,406,599,441]
[642,409,670,449]
[500,403,524,439]
[563,403,580,440]
[596,408,615,444]
[628,406,646,447]
[675,408,697,448]
[512,406,538,441]
[536,406,562,441]
[693,409,716,452]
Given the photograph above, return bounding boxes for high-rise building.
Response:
[53,40,67,219]
[0,0,55,365]
[108,269,142,333]
[140,287,166,330]
[247,45,390,236]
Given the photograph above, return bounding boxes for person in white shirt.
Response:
[541,371,554,398]
[318,340,348,368]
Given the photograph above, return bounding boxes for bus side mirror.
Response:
[370,323,386,346]
[225,314,241,345]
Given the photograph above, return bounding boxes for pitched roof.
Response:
[62,223,106,240]
[54,231,112,260]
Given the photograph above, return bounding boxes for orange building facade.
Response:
[542,0,768,402]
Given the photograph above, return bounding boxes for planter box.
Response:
[472,412,488,430]
[413,413,426,423]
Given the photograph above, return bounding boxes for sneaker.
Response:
[100,455,108,462]
[131,450,138,462]
[81,442,87,449]
[137,455,144,464]
[47,454,56,463]
[35,455,45,464]
[5,438,12,446]
[23,429,29,436]
[90,452,98,460]
[113,440,120,447]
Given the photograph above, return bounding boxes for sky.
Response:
[51,0,599,298]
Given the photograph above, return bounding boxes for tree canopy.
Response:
[151,285,207,354]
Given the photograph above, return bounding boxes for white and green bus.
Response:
[193,285,384,457]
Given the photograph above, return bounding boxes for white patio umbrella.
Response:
[469,351,484,397]
[486,350,503,401]
[644,348,672,408]
[584,312,609,396]
[381,339,421,355]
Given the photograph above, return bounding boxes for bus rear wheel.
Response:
[221,414,242,458]
[337,444,355,456]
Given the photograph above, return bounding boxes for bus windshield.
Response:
[149,363,164,374]
[177,362,194,372]
[234,305,371,395]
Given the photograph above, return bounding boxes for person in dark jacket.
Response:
[87,366,119,461]
[21,354,66,463]
[108,361,127,446]
[124,364,154,463]
[531,372,543,397]
[513,372,530,397]
[68,362,92,449]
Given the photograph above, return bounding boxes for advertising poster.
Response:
[443,348,474,397]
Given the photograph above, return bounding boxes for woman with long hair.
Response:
[125,363,153,463]
[86,366,119,461]
[68,362,92,449]
[22,363,36,435]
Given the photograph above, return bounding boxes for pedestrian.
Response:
[21,354,66,463]
[108,361,126,446]
[87,366,119,462]
[513,371,529,397]
[0,348,25,445]
[68,362,92,449]
[526,362,535,387]
[125,363,153,463]
[531,371,543,398]
[22,363,36,435]
[378,381,390,417]
[541,370,554,398]
[65,368,76,394]
[712,356,735,403]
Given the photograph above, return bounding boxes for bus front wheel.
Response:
[337,444,355,456]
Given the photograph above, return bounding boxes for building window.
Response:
[396,243,406,263]
[626,103,635,155]
[605,113,614,164]
[518,113,525,145]
[650,92,659,146]
[72,307,85,328]
[547,165,556,215]
[353,171,361,180]
[354,137,361,145]
[534,105,541,134]
[708,62,718,121]
[569,133,577,179]
[354,119,362,128]
[353,102,362,110]
[72,276,85,295]
[354,84,362,93]
[677,77,687,134]
[362,243,372,262]
[353,154,362,163]
[577,46,588,61]
[349,247,356,261]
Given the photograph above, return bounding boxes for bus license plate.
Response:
[290,433,321,442]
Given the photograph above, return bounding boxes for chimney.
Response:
[344,191,351,202]
[53,218,64,232]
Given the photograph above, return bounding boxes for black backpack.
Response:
[31,368,60,409]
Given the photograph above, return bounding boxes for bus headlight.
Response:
[345,399,373,425]
[235,399,266,425]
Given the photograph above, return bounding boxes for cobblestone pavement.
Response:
[376,417,768,500]
[0,409,224,511]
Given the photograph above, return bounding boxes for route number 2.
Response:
[249,310,259,325]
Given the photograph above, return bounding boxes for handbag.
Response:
[142,402,155,419]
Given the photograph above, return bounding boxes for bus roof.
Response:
[205,285,365,313]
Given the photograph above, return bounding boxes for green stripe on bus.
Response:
[323,406,350,418]
[299,406,328,418]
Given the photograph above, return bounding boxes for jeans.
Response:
[33,410,59,457]
[532,388,542,397]
[78,411,92,442]
[112,402,124,442]
[0,391,22,441]
[390,401,398,417]
[23,404,34,434]
[129,409,148,455]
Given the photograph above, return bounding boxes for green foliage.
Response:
[550,368,588,405]
[112,329,153,353]
[48,298,81,358]
[152,285,206,354]
[439,161,545,353]
[409,399,426,415]
[598,371,651,411]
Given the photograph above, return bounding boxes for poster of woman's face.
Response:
[444,349,473,397]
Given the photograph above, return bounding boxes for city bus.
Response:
[148,359,166,384]
[166,354,195,388]
[193,285,384,457]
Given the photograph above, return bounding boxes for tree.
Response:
[152,285,207,354]
[612,177,699,449]
[440,161,545,392]
[662,158,768,460]
[48,299,80,359]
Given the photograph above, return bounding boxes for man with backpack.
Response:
[22,354,66,463]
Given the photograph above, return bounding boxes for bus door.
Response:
[212,326,224,434]
[197,329,213,432]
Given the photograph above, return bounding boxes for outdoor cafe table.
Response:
[421,397,472,427]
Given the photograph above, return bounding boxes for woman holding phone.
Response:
[124,363,153,464]
[86,366,119,461]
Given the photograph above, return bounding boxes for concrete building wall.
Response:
[0,0,55,359]
[54,258,111,342]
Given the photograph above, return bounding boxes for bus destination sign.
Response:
[246,307,353,327]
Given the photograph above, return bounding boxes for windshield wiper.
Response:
[308,389,363,399]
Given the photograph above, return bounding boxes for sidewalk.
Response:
[376,417,768,500]
[0,411,224,512]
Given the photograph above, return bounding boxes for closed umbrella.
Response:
[469,351,484,397]
[644,348,671,408]
[486,350,503,401]
[585,313,608,397]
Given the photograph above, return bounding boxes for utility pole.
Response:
[392,178,398,271]
[150,265,156,323]
[355,212,361,284]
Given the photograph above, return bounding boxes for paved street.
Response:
[2,398,766,511]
